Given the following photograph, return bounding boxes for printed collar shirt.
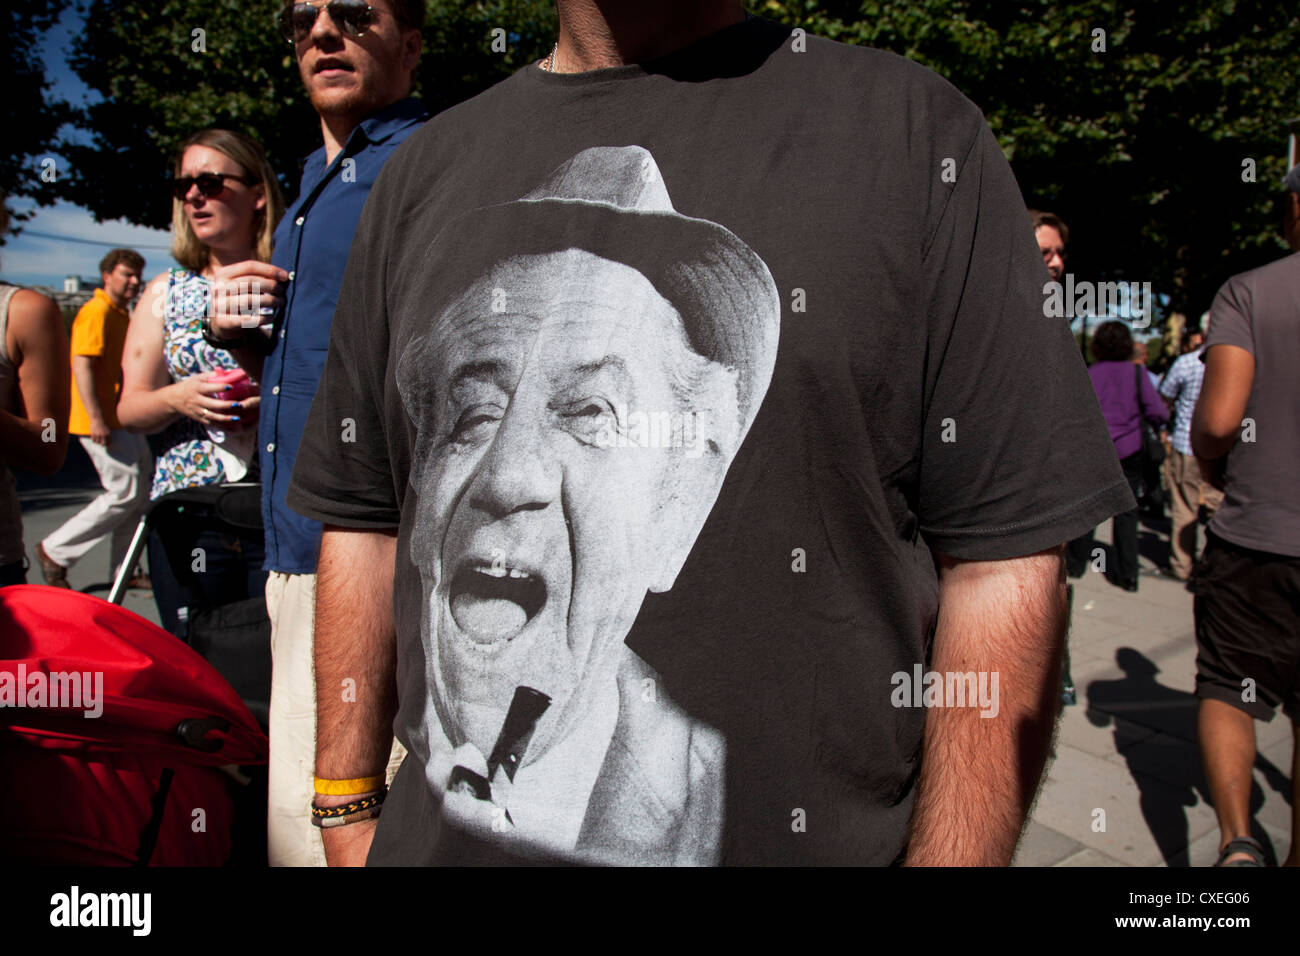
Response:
[1159,348,1206,456]
[261,96,427,574]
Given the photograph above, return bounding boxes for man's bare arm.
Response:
[1191,343,1254,464]
[315,526,399,866]
[72,354,110,445]
[905,545,1066,866]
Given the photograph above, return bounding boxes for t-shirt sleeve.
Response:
[70,305,106,358]
[915,123,1134,560]
[286,175,404,530]
[1205,276,1255,357]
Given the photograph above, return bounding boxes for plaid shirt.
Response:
[1159,347,1206,456]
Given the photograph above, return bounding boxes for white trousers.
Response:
[42,431,151,578]
[266,570,406,866]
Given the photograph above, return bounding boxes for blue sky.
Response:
[3,6,176,290]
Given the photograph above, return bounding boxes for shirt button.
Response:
[266,443,276,453]
[288,271,295,281]
[280,329,286,338]
[272,385,280,395]
[295,216,304,226]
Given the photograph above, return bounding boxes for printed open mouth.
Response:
[449,561,547,645]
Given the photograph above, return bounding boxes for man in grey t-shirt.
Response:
[1190,164,1300,867]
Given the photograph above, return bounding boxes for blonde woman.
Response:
[119,128,284,635]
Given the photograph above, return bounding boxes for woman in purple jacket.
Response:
[1076,320,1170,592]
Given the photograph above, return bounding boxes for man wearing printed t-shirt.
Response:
[288,1,1134,865]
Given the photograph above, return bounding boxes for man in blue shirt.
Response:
[206,0,427,865]
[1159,320,1221,580]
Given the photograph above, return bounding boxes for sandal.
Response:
[35,542,70,589]
[1214,836,1265,867]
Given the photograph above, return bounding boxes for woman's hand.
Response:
[168,372,244,426]
[232,392,261,431]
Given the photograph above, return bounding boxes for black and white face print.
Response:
[396,146,780,863]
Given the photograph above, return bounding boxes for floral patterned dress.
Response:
[150,268,247,500]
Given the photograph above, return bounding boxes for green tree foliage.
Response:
[420,1,556,115]
[761,0,1300,317]
[2,0,71,235]
[56,1,316,227]
[48,0,1299,318]
[51,1,554,225]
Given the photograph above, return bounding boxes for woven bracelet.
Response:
[310,791,386,829]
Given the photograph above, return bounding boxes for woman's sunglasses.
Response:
[171,172,257,201]
[278,1,381,43]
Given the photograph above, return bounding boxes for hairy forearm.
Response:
[315,527,400,783]
[905,547,1066,866]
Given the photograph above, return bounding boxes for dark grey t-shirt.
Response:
[288,17,1132,865]
[1204,251,1300,558]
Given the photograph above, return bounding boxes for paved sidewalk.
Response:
[1014,523,1295,867]
[11,440,161,627]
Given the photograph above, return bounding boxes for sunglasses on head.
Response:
[171,172,257,201]
[278,0,382,43]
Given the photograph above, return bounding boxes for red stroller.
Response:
[0,585,267,865]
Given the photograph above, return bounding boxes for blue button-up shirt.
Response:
[261,97,427,573]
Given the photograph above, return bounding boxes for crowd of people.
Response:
[1,0,1296,869]
[1033,197,1300,866]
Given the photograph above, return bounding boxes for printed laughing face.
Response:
[405,248,741,766]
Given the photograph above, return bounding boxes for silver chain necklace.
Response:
[542,41,558,72]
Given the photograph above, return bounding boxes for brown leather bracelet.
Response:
[310,790,386,829]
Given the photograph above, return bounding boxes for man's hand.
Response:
[905,545,1067,866]
[87,415,111,447]
[320,814,381,867]
[72,354,110,445]
[207,260,288,339]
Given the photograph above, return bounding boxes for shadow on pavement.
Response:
[1138,528,1169,571]
[1085,647,1291,866]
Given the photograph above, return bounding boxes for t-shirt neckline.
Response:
[522,14,767,87]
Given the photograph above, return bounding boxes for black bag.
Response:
[1135,364,1165,466]
[189,597,272,729]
